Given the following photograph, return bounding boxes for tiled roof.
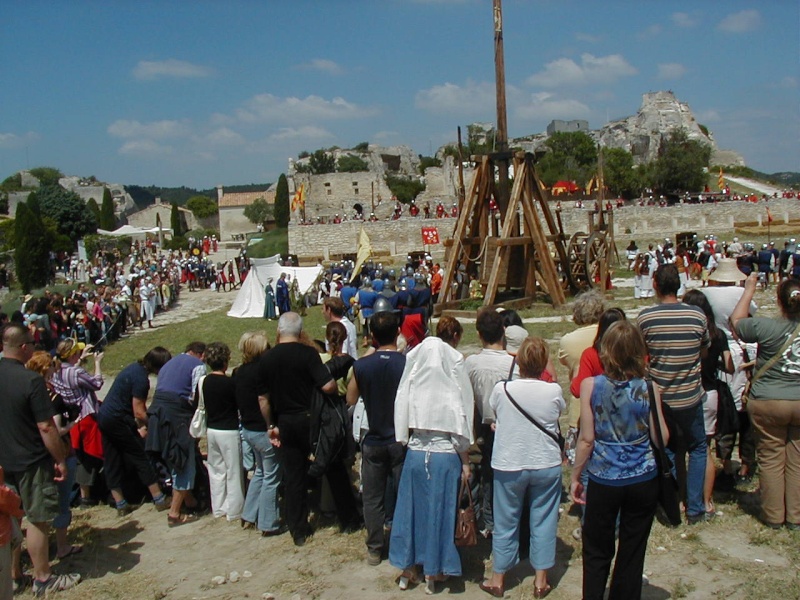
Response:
[219,190,274,208]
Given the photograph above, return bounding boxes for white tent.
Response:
[97,225,172,238]
[227,255,323,318]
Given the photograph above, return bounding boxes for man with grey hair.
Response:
[0,323,81,595]
[257,312,356,546]
[558,290,607,465]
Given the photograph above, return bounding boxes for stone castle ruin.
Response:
[286,91,755,261]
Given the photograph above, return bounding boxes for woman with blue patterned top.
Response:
[570,320,669,600]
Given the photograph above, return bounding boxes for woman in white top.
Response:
[389,316,474,595]
[480,337,565,599]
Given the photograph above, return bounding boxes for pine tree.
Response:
[99,187,116,230]
[274,174,289,228]
[170,203,183,236]
[86,198,100,221]
[14,201,50,292]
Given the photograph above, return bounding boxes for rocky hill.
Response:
[465,91,744,168]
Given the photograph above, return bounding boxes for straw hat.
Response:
[709,258,746,283]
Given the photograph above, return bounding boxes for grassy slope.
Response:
[246,227,288,258]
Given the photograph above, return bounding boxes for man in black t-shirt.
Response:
[0,324,80,594]
[346,311,406,565]
[257,312,339,546]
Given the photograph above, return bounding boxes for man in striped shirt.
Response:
[637,264,711,525]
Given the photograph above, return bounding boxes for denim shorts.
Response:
[171,455,196,491]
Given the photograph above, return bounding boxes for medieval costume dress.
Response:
[276,276,291,314]
[264,279,277,320]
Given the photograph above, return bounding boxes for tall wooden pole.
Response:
[493,0,510,213]
[493,0,508,151]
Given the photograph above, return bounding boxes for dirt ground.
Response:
[19,282,800,600]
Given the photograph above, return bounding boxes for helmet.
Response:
[373,297,394,314]
[413,272,424,284]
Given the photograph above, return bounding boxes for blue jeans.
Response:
[53,455,78,530]
[664,402,707,518]
[241,429,281,532]
[492,465,562,572]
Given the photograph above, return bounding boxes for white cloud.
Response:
[268,126,333,141]
[780,76,799,89]
[204,127,246,146]
[118,139,175,157]
[414,80,496,114]
[107,119,191,139]
[296,58,344,75]
[717,10,761,33]
[133,59,215,81]
[657,63,687,80]
[515,93,591,121]
[636,24,661,40]
[0,131,39,148]
[526,54,637,88]
[672,12,698,28]
[235,93,376,123]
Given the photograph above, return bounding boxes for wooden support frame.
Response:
[435,152,567,314]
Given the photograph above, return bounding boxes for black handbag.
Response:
[714,379,739,438]
[647,380,682,527]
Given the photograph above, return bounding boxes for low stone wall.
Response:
[289,198,800,263]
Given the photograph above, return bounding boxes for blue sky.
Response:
[1,1,797,189]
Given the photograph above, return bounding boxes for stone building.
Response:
[218,185,275,241]
[126,198,198,233]
[547,119,589,136]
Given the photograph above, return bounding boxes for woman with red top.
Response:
[570,309,627,398]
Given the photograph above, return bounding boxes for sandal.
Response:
[533,583,552,599]
[398,569,420,590]
[32,573,81,597]
[167,513,198,527]
[479,581,504,597]
[57,545,83,560]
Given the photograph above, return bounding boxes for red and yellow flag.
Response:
[767,207,774,223]
[718,167,724,190]
[291,183,306,212]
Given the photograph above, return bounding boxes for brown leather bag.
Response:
[454,482,477,547]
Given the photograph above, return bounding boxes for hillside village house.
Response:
[218,184,276,241]
[126,197,198,233]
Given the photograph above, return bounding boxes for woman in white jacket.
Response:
[389,316,474,594]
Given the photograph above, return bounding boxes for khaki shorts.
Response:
[4,457,59,524]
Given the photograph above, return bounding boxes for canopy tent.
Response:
[97,225,173,238]
[227,255,323,318]
[551,180,579,195]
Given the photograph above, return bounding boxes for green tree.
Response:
[186,195,219,218]
[418,155,442,175]
[170,203,184,237]
[309,149,336,174]
[274,174,290,227]
[243,197,273,227]
[99,187,116,230]
[35,184,96,242]
[336,155,369,173]
[385,175,426,204]
[354,142,369,152]
[28,166,63,186]
[86,198,100,221]
[652,128,712,194]
[14,201,50,292]
[1,173,22,192]
[537,131,598,187]
[601,148,638,198]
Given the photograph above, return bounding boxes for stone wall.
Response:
[126,203,200,233]
[289,217,457,262]
[220,207,254,240]
[289,198,800,263]
[292,172,398,221]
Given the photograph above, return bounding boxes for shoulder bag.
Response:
[740,321,800,405]
[454,481,478,547]
[502,381,565,453]
[647,379,682,527]
[189,375,208,439]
